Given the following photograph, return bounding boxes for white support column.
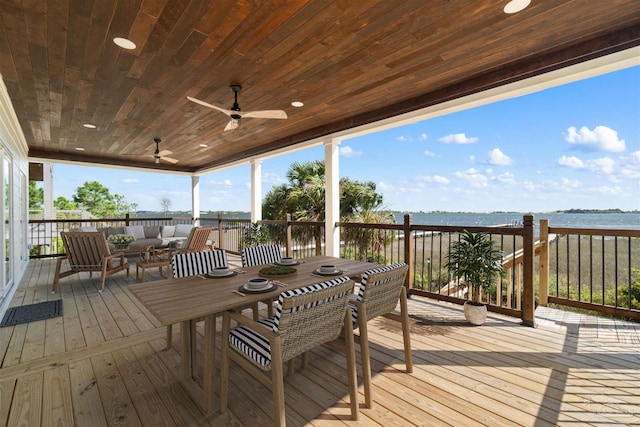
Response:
[191,175,200,225]
[43,164,54,253]
[251,159,262,222]
[43,163,54,219]
[324,138,340,257]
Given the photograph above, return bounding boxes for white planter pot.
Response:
[463,301,487,325]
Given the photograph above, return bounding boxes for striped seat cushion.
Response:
[229,318,278,368]
[241,244,282,267]
[171,249,228,278]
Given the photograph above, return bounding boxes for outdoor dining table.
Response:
[128,255,383,414]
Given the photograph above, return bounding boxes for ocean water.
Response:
[394,212,640,230]
[199,212,640,230]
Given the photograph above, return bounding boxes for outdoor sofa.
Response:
[75,224,213,252]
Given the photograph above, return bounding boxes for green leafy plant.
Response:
[444,230,504,305]
[107,234,135,246]
[242,222,270,248]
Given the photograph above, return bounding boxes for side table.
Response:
[136,245,172,282]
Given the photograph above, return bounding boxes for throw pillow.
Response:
[76,226,98,232]
[124,225,145,240]
[161,225,176,238]
[144,225,161,239]
[108,226,125,236]
[174,224,193,237]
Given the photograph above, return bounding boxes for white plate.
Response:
[314,268,342,276]
[275,260,299,266]
[205,270,237,278]
[243,282,271,291]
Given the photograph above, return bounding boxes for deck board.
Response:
[0,258,638,426]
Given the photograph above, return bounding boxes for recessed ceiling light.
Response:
[83,123,97,129]
[291,101,304,107]
[199,144,208,148]
[113,37,136,50]
[75,147,85,151]
[503,0,531,14]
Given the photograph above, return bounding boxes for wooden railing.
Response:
[29,213,639,322]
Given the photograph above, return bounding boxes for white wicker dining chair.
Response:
[220,276,359,427]
[350,262,412,408]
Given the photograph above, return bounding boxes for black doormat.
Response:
[0,300,63,327]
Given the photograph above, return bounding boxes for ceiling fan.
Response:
[148,138,178,164]
[187,85,287,131]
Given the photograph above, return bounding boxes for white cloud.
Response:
[564,125,626,152]
[497,172,516,184]
[416,175,450,185]
[419,133,428,140]
[423,150,436,157]
[396,135,410,142]
[589,185,624,196]
[122,178,138,183]
[560,177,581,188]
[208,179,233,186]
[557,155,584,169]
[454,168,488,188]
[487,148,512,166]
[262,173,287,185]
[587,157,615,174]
[378,181,393,191]
[339,145,362,157]
[438,133,479,144]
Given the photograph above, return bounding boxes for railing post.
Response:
[217,213,224,251]
[286,213,293,257]
[522,214,535,327]
[125,213,130,226]
[539,219,549,307]
[403,214,413,291]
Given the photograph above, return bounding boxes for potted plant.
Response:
[445,230,504,325]
[107,233,135,250]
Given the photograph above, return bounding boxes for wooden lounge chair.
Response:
[220,276,359,426]
[174,226,214,252]
[350,263,412,408]
[53,231,130,293]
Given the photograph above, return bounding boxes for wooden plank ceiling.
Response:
[1,0,639,174]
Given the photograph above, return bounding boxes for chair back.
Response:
[356,263,409,320]
[241,244,282,267]
[172,249,228,278]
[181,226,213,252]
[61,231,111,269]
[273,276,353,362]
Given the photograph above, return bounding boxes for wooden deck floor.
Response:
[1,258,639,426]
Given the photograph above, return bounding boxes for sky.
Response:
[51,65,640,213]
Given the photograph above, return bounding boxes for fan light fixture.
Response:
[113,37,136,50]
[503,0,531,14]
[291,101,304,107]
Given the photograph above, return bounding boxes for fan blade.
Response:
[187,96,233,116]
[161,156,179,164]
[240,110,287,119]
[158,149,173,156]
[224,118,240,131]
